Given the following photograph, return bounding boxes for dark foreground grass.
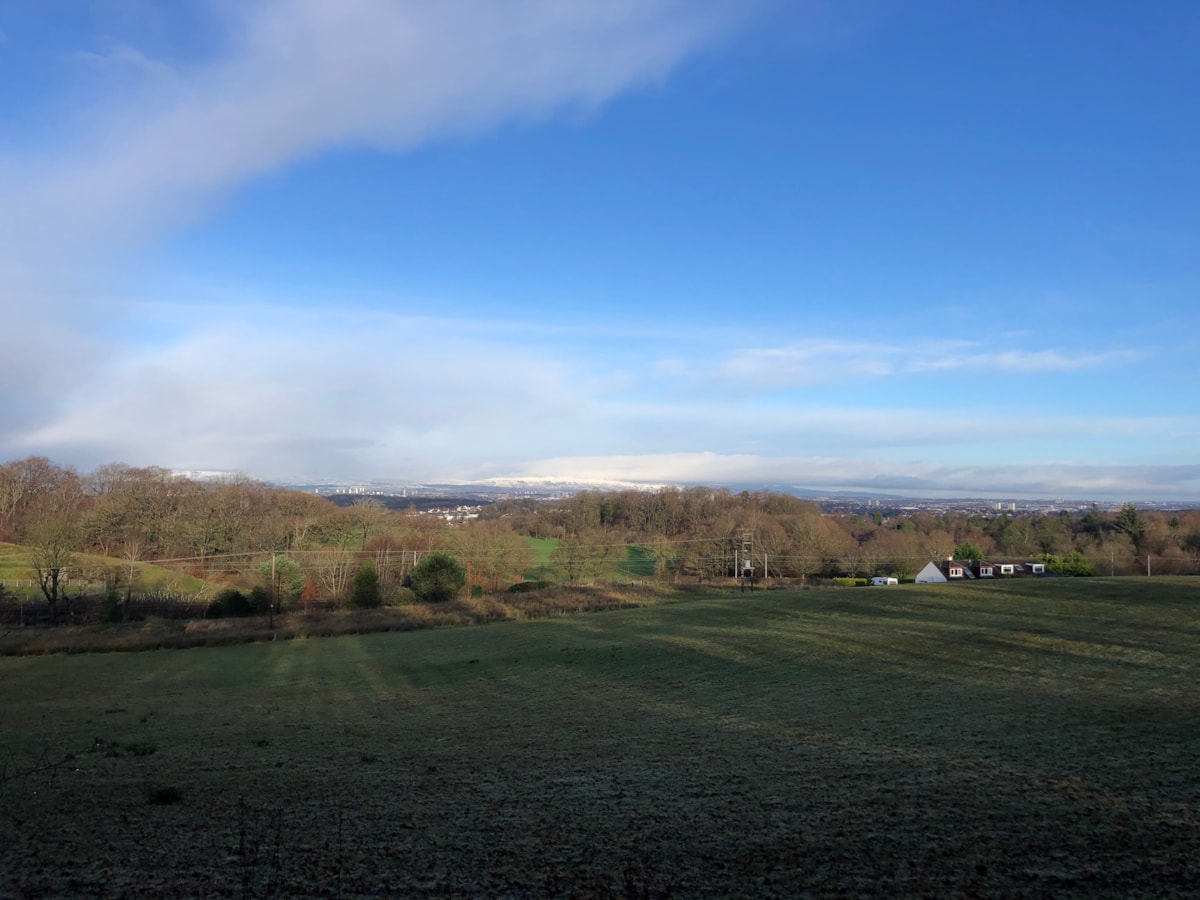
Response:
[0,578,1197,897]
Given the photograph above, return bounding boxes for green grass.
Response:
[520,535,558,580]
[0,542,30,585]
[0,542,206,597]
[618,544,658,577]
[519,536,660,582]
[1,578,1197,896]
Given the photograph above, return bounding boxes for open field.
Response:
[1,578,1197,897]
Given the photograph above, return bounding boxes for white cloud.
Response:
[504,453,1200,500]
[696,338,1142,390]
[11,307,590,477]
[0,0,752,458]
[2,0,747,261]
[906,348,1143,374]
[7,292,1196,497]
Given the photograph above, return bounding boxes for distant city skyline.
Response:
[2,2,1197,500]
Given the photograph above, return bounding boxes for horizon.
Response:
[2,3,1197,500]
[168,467,1195,508]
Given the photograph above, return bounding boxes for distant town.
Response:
[287,479,1200,520]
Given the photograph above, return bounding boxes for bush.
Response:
[101,591,123,624]
[248,586,273,615]
[351,559,382,609]
[207,588,253,618]
[833,577,868,587]
[388,587,416,606]
[1039,550,1096,577]
[410,552,467,603]
[509,580,555,593]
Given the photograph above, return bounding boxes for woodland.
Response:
[2,456,1198,625]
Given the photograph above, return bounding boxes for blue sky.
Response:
[1,1,1197,499]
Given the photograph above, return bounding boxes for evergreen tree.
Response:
[351,558,382,608]
[410,551,466,603]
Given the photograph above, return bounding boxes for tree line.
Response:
[3,457,1199,624]
[482,486,1200,581]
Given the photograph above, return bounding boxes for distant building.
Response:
[916,560,972,583]
[916,558,1049,583]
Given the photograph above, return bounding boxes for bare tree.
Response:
[309,550,357,606]
[27,519,82,624]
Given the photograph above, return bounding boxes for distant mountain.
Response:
[280,474,917,503]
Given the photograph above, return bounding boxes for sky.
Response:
[1,0,1198,500]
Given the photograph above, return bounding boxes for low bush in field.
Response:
[833,577,868,587]
[388,587,415,606]
[207,589,254,618]
[508,580,555,593]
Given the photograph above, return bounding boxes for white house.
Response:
[916,560,974,583]
[915,562,948,583]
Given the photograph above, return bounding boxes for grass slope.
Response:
[520,536,557,580]
[0,542,205,596]
[1,578,1197,897]
[519,536,658,581]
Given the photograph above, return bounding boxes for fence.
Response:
[0,593,208,627]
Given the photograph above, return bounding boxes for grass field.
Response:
[1,578,1197,897]
[519,536,660,582]
[520,536,558,581]
[0,542,206,598]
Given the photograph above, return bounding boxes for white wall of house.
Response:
[915,562,948,584]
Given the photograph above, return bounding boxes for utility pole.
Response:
[740,530,753,592]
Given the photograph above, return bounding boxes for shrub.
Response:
[248,586,273,615]
[350,559,382,609]
[1039,550,1096,577]
[102,592,124,624]
[410,552,467,603]
[833,577,868,587]
[207,588,253,618]
[388,587,416,606]
[509,580,555,593]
